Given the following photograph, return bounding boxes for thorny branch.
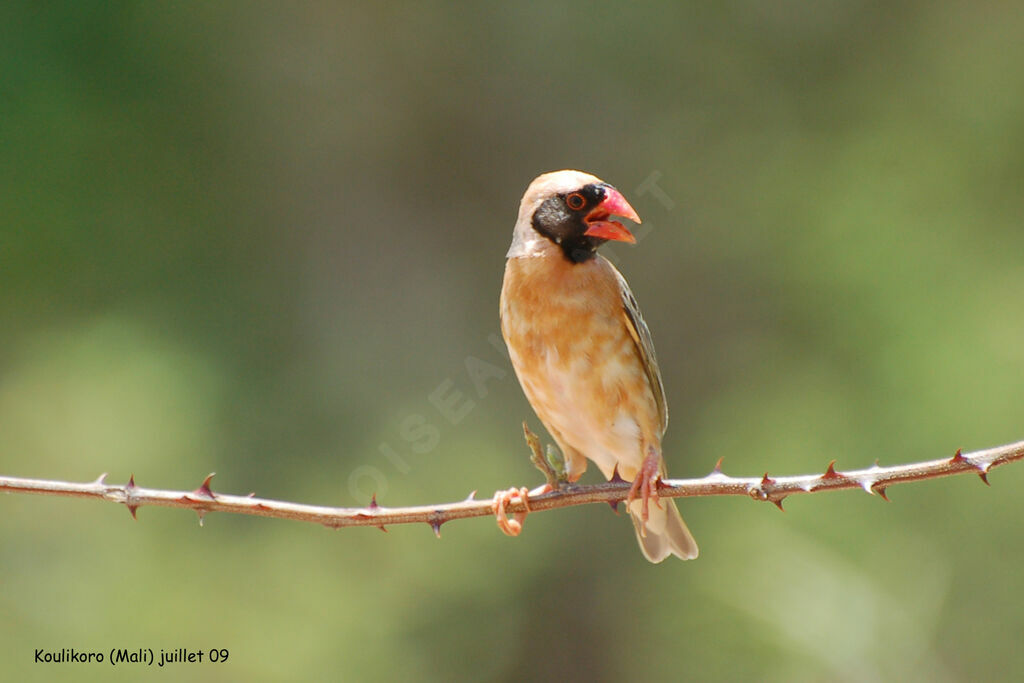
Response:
[1,438,1022,537]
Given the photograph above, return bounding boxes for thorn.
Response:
[873,485,890,501]
[125,474,139,519]
[360,495,386,530]
[772,497,785,511]
[430,516,443,538]
[712,457,725,475]
[822,460,841,480]
[94,473,108,486]
[609,464,626,484]
[465,490,477,502]
[192,472,216,500]
[960,452,992,484]
[246,492,256,498]
[760,473,775,486]
[607,500,621,514]
[196,510,206,527]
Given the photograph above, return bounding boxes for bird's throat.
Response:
[553,235,603,264]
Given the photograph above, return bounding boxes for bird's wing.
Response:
[609,260,669,435]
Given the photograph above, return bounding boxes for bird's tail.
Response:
[629,497,698,563]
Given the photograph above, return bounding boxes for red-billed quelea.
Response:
[496,170,698,562]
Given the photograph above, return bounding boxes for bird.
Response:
[496,169,698,562]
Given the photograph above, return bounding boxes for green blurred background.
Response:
[2,2,1023,681]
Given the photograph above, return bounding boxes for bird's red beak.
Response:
[582,187,642,244]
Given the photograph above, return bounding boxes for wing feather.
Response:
[608,260,669,435]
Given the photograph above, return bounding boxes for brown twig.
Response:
[1,440,1021,536]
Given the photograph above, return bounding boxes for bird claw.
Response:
[492,486,531,536]
[626,451,663,523]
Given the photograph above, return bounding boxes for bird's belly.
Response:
[503,309,651,481]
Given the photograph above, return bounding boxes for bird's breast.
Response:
[500,255,660,479]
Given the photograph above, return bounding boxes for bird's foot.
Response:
[522,421,567,489]
[492,486,531,536]
[626,449,664,523]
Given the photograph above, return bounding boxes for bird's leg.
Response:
[522,421,566,489]
[492,486,531,536]
[626,447,663,523]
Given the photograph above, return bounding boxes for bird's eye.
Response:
[566,192,586,211]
